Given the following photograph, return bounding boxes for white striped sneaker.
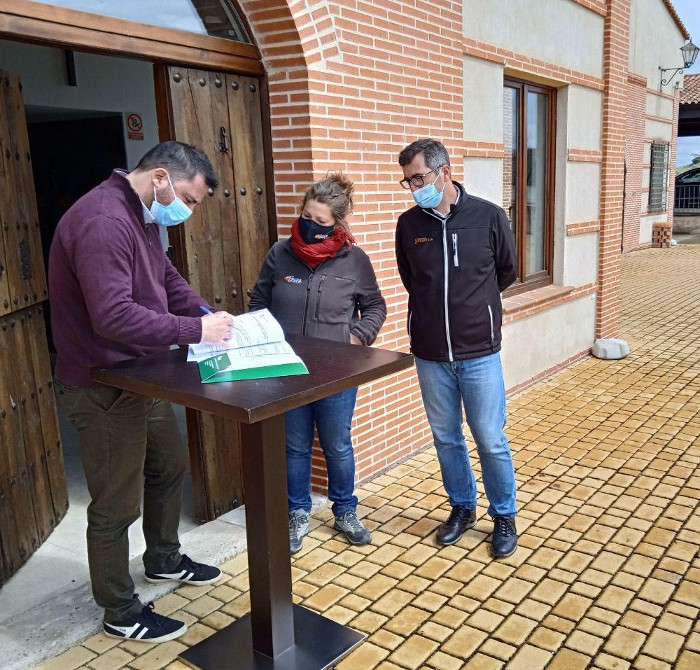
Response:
[103,602,187,643]
[144,554,222,585]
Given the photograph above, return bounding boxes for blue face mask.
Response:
[150,175,193,227]
[412,171,446,209]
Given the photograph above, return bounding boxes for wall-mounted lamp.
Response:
[659,39,699,91]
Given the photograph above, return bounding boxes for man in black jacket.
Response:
[395,138,518,558]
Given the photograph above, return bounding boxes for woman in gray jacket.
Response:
[249,174,386,554]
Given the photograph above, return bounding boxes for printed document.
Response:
[189,309,309,383]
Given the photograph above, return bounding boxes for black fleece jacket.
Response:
[395,182,517,362]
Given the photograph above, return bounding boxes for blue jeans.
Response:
[286,387,358,517]
[415,353,517,518]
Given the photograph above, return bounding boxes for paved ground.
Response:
[38,246,700,670]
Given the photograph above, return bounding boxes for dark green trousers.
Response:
[55,379,187,623]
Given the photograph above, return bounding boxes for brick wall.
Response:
[237,0,646,491]
[623,74,647,251]
[596,0,631,339]
[240,0,464,489]
[668,88,680,233]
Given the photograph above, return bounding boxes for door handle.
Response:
[217,126,229,154]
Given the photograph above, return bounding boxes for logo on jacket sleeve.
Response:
[284,275,303,284]
[414,236,434,245]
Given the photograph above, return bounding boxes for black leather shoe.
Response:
[436,506,477,546]
[491,516,517,558]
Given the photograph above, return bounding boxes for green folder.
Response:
[198,351,309,383]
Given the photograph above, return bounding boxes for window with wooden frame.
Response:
[648,141,669,213]
[502,78,556,293]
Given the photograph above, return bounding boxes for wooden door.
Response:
[0,71,68,588]
[157,65,275,521]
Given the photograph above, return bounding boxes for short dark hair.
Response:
[398,139,451,170]
[135,141,218,189]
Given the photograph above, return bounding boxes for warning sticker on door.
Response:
[127,113,144,140]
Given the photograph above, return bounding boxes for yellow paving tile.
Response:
[336,641,389,669]
[37,647,97,670]
[547,648,592,670]
[528,626,566,652]
[127,641,187,670]
[387,635,438,669]
[505,643,553,669]
[641,628,686,663]
[603,626,646,660]
[37,247,700,670]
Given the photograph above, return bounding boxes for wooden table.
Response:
[93,334,413,670]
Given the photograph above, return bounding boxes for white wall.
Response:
[567,86,603,152]
[565,162,601,224]
[630,0,687,92]
[640,215,661,244]
[462,1,605,389]
[464,0,604,78]
[0,40,159,169]
[562,234,598,287]
[464,55,504,142]
[463,158,503,204]
[501,294,597,390]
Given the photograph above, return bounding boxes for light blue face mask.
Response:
[412,170,446,209]
[150,175,193,227]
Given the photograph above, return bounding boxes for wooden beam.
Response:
[0,0,264,75]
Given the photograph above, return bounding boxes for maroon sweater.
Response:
[49,170,207,387]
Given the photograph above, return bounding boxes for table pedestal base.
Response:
[179,604,366,670]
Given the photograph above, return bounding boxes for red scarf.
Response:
[289,218,355,269]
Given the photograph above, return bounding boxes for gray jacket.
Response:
[248,239,386,345]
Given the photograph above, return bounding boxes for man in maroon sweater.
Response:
[49,141,233,643]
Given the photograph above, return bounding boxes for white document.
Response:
[188,309,287,362]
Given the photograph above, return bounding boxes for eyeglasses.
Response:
[398,166,442,189]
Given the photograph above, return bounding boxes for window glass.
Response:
[30,0,251,43]
[503,86,519,240]
[526,91,547,277]
[649,142,669,213]
[502,78,554,290]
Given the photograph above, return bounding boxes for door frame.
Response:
[0,0,280,521]
[0,0,264,74]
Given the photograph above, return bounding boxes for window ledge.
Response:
[502,284,576,323]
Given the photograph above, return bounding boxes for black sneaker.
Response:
[334,511,371,545]
[145,554,222,585]
[436,506,477,546]
[103,602,187,643]
[491,516,517,558]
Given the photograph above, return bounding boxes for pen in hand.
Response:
[199,305,235,344]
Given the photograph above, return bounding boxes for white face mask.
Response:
[150,175,193,226]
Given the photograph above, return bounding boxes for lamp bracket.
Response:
[659,66,684,91]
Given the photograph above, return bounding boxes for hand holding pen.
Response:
[199,305,235,345]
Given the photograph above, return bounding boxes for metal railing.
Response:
[674,184,700,213]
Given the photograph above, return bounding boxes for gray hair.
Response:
[398,139,451,170]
